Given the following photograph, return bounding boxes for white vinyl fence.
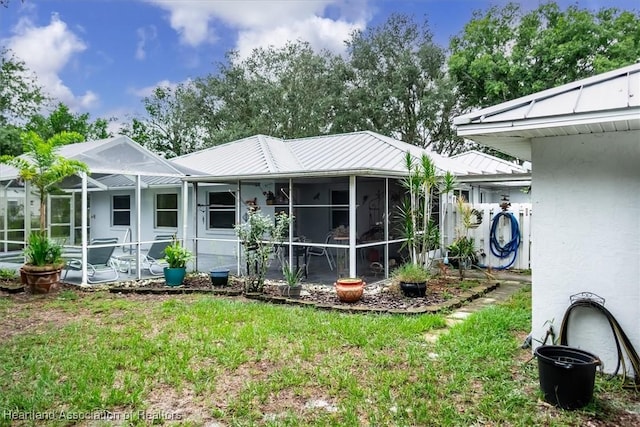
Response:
[442,202,532,271]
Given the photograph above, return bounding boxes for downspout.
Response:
[80,172,88,285]
[349,175,357,278]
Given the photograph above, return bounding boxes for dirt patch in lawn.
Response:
[0,273,493,345]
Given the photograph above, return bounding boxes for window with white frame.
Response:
[156,193,178,228]
[112,195,130,226]
[208,191,236,229]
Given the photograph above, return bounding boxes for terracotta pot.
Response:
[21,264,63,294]
[335,278,365,303]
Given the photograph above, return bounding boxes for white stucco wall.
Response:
[90,186,193,249]
[531,131,640,373]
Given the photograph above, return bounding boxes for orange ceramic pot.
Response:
[335,278,365,303]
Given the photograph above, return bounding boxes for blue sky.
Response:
[1,0,638,133]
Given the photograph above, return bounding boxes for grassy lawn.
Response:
[1,287,638,426]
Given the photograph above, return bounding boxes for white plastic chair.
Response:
[307,233,334,271]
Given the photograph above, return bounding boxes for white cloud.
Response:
[5,13,98,111]
[236,16,364,59]
[129,79,181,98]
[147,0,368,57]
[102,106,139,136]
[136,25,158,60]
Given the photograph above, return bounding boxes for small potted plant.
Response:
[21,232,65,293]
[163,237,193,286]
[393,262,430,297]
[280,261,303,298]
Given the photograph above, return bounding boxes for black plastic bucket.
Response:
[534,345,601,409]
[210,269,229,286]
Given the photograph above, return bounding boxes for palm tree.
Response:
[0,131,89,233]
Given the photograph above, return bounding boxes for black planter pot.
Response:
[280,285,302,298]
[400,281,427,297]
[210,269,230,286]
[535,345,601,410]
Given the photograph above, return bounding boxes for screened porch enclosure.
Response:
[190,174,410,283]
[0,136,190,284]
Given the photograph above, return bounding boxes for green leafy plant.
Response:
[397,151,455,269]
[448,197,478,278]
[392,262,430,283]
[282,261,303,287]
[235,210,292,292]
[0,268,17,279]
[447,236,477,266]
[163,237,193,269]
[0,131,88,232]
[23,232,63,266]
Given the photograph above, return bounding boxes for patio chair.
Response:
[62,237,119,283]
[307,233,334,272]
[142,235,174,275]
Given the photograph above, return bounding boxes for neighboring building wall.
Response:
[531,131,640,373]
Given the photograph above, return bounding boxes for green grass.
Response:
[1,287,638,426]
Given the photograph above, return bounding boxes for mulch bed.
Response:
[1,273,499,314]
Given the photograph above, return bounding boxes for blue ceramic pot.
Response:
[164,267,186,286]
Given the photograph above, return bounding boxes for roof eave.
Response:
[457,108,640,136]
[182,168,412,183]
[454,62,640,125]
[457,172,531,183]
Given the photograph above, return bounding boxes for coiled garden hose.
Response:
[559,298,640,390]
[489,211,521,270]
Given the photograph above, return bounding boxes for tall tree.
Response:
[26,103,112,143]
[0,48,47,127]
[0,48,48,156]
[449,2,640,110]
[118,117,152,147]
[341,14,464,154]
[0,131,88,231]
[192,41,346,147]
[132,84,204,158]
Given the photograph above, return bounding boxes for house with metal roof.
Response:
[170,130,531,280]
[450,150,531,204]
[1,129,531,284]
[0,135,192,284]
[454,62,640,374]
